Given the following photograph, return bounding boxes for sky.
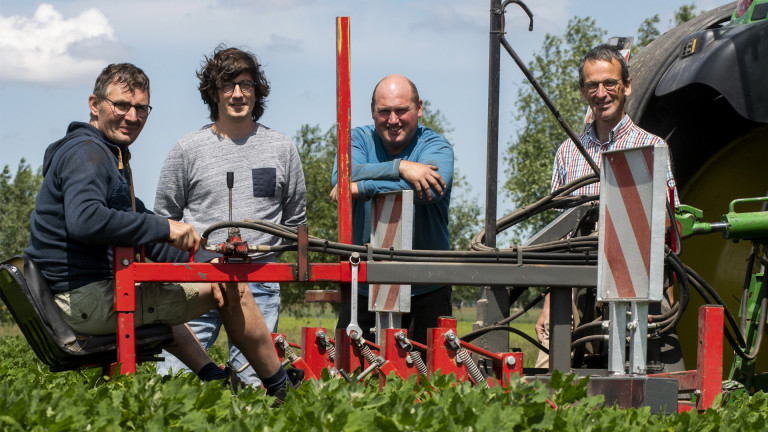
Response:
[0,0,724,221]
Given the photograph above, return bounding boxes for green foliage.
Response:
[633,14,661,56]
[673,3,698,27]
[0,159,43,324]
[0,159,42,259]
[5,335,768,431]
[503,17,606,240]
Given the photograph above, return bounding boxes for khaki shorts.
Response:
[54,280,200,335]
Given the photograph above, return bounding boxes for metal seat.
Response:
[0,255,173,372]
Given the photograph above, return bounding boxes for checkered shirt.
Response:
[551,114,679,204]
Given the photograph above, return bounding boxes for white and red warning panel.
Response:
[597,144,668,302]
[369,190,413,312]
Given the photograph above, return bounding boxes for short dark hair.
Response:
[93,63,150,100]
[578,44,630,87]
[370,76,420,107]
[197,45,270,122]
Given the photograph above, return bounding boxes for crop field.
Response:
[3,313,768,430]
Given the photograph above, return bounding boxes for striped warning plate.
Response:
[369,191,412,312]
[597,144,666,302]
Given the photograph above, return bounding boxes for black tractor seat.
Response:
[0,255,173,372]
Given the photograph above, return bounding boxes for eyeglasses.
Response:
[222,80,255,94]
[102,97,152,118]
[374,105,415,119]
[583,79,622,94]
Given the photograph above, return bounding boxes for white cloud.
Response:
[0,3,124,85]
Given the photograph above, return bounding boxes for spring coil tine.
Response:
[457,348,486,386]
[356,340,379,365]
[327,342,336,363]
[409,351,428,376]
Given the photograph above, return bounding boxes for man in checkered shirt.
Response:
[535,44,683,372]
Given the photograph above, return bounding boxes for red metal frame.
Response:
[427,317,467,380]
[300,327,336,380]
[336,16,352,246]
[649,305,724,412]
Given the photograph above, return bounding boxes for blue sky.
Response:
[0,0,723,221]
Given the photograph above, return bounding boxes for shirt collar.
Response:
[586,114,631,145]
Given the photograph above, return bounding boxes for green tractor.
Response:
[628,0,768,392]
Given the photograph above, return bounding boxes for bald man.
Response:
[331,74,454,345]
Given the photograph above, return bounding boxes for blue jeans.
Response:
[155,282,280,386]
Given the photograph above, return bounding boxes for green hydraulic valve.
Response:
[675,197,768,242]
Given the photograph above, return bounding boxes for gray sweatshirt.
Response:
[154,123,307,262]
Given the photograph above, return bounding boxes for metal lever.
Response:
[227,171,234,222]
[346,253,363,337]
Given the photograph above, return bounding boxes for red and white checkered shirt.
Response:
[551,114,678,204]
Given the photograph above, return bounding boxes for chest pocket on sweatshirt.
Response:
[108,182,133,211]
[252,168,276,198]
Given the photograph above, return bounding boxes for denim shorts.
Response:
[54,280,199,335]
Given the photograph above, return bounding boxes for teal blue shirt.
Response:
[332,125,454,296]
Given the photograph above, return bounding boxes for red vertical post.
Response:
[697,305,723,410]
[113,246,136,374]
[301,327,334,380]
[336,16,352,245]
[427,317,466,380]
[336,16,353,306]
[379,328,418,387]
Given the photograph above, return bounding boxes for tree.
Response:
[420,101,484,306]
[0,159,42,258]
[673,3,698,27]
[0,159,43,324]
[633,14,661,55]
[503,17,606,239]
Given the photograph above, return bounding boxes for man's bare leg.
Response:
[197,282,281,378]
[164,323,212,373]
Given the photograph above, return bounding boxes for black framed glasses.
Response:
[583,79,622,95]
[103,97,152,118]
[222,80,255,94]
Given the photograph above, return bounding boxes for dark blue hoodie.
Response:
[26,122,215,293]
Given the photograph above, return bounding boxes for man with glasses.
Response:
[154,46,306,388]
[25,63,300,403]
[535,44,682,371]
[330,74,454,345]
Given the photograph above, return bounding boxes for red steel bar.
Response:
[113,247,137,374]
[697,305,723,411]
[336,16,352,245]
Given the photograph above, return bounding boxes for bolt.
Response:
[627,321,638,330]
[121,258,130,266]
[396,332,406,341]
[506,356,516,367]
[445,332,456,341]
[601,320,610,330]
[406,356,414,366]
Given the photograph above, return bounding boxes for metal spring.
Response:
[354,336,379,365]
[457,348,486,386]
[316,330,336,363]
[409,351,427,376]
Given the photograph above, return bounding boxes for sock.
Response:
[261,367,288,396]
[197,362,227,382]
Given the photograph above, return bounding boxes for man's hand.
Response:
[399,160,445,200]
[535,293,550,343]
[329,182,359,203]
[167,219,201,252]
